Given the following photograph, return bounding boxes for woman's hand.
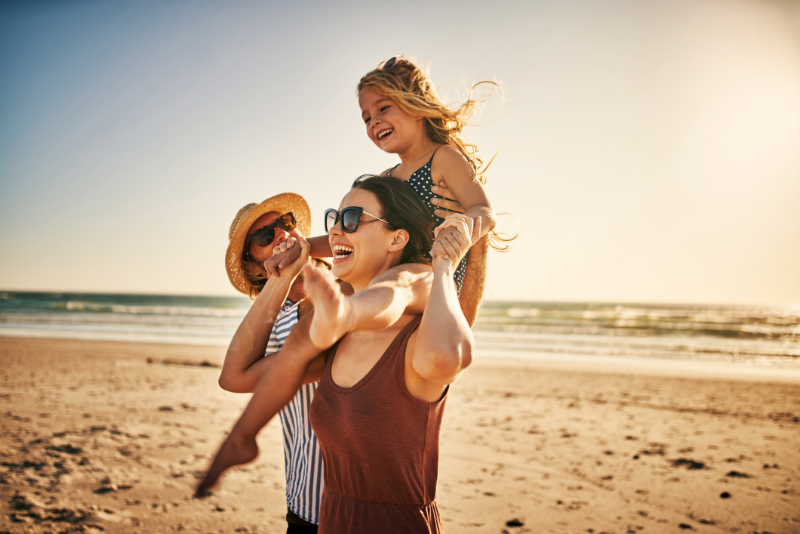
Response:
[265,239,301,278]
[431,214,482,270]
[264,237,308,279]
[430,181,464,219]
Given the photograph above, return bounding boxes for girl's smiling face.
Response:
[358,90,425,154]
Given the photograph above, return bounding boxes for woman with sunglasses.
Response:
[199,175,478,533]
[220,193,339,533]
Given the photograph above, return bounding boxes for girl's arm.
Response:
[410,215,480,388]
[432,145,497,238]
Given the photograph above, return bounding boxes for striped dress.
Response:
[266,300,324,524]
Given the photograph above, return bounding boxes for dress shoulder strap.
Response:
[388,316,423,373]
[426,145,444,166]
[384,163,401,177]
[320,315,422,392]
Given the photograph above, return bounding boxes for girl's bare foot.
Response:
[302,264,353,349]
[194,433,259,498]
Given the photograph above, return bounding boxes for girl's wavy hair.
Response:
[358,56,515,251]
[351,174,433,266]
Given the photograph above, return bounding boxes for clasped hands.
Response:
[264,236,309,280]
[430,214,481,269]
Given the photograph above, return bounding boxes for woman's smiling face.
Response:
[328,188,401,289]
[358,90,424,154]
[246,211,303,264]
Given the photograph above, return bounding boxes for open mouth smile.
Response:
[333,244,353,261]
[377,128,393,140]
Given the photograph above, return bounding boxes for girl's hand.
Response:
[430,181,465,218]
[431,215,482,269]
[265,237,309,280]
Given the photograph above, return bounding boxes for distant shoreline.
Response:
[3,289,798,308]
[3,291,798,374]
[2,333,799,384]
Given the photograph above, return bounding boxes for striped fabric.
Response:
[266,300,324,524]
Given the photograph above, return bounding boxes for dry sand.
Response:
[1,336,799,534]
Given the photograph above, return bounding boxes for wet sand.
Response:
[1,336,799,533]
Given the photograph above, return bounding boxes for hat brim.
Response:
[225,193,312,296]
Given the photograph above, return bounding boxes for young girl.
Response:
[269,56,500,324]
[358,55,500,294]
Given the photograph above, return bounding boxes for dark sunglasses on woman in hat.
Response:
[248,212,297,247]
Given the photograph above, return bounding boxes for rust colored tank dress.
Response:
[308,315,447,534]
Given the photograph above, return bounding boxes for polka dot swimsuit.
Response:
[387,147,468,293]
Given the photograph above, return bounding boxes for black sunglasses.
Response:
[324,207,388,233]
[380,55,404,71]
[249,212,296,247]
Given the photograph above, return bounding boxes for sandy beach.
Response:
[1,336,799,534]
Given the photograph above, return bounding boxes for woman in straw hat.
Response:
[199,175,480,533]
[220,192,335,533]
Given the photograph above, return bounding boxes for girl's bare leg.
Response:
[195,431,259,497]
[195,347,310,496]
[197,263,432,496]
[304,265,353,349]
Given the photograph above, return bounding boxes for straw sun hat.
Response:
[226,193,312,296]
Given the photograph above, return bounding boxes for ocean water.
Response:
[1,292,799,370]
[0,292,250,347]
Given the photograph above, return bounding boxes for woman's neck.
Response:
[346,257,403,293]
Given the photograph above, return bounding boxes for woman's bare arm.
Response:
[218,274,294,393]
[411,215,480,386]
[429,179,488,327]
[219,236,315,393]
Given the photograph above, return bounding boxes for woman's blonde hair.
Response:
[357,57,514,251]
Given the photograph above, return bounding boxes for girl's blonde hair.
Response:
[357,57,514,251]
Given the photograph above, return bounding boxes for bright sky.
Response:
[1,0,798,304]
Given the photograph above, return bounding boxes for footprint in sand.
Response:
[8,491,105,530]
[671,458,706,470]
